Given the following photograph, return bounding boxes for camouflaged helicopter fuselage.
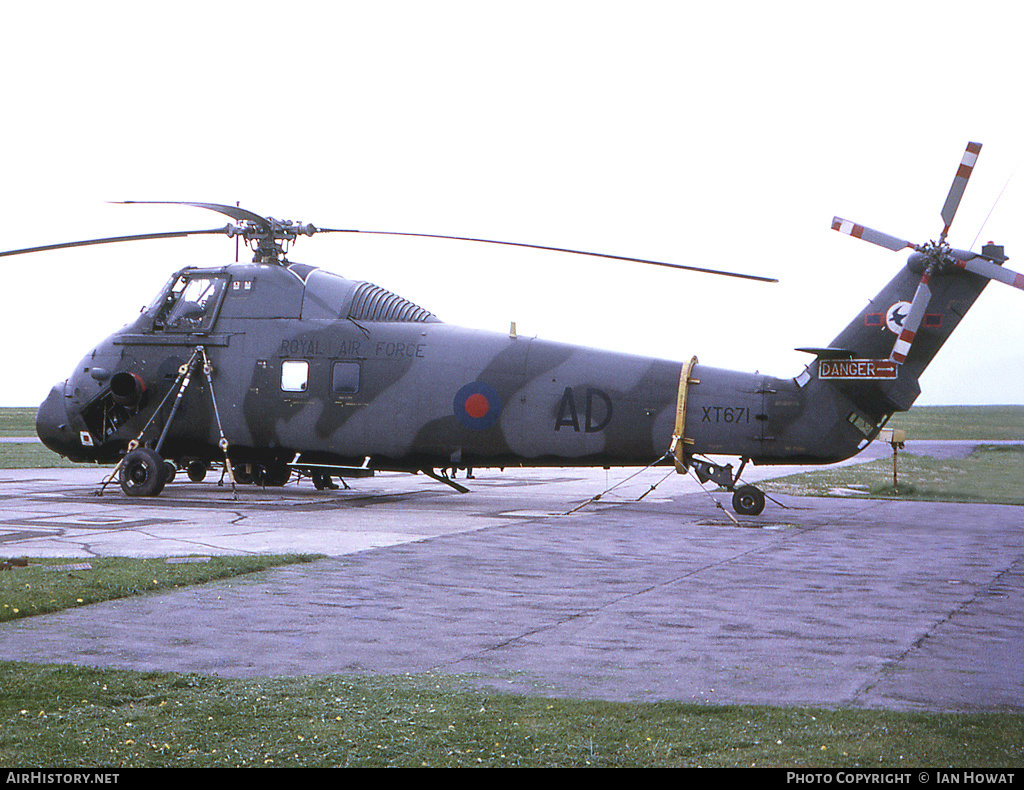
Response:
[37,252,992,474]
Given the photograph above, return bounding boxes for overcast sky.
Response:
[3,0,1023,408]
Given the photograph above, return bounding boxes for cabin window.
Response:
[332,361,360,395]
[281,360,309,392]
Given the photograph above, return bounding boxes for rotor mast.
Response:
[119,202,317,264]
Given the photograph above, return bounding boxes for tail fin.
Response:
[821,144,1024,418]
[811,243,1005,416]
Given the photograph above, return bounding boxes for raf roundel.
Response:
[453,382,502,430]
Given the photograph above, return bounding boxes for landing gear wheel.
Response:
[312,471,338,490]
[732,485,765,516]
[162,461,177,485]
[186,460,207,483]
[119,447,167,497]
[262,463,291,487]
[234,463,255,485]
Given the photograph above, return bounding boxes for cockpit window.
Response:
[150,274,227,332]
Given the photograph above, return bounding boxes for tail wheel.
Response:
[119,447,167,497]
[732,485,765,516]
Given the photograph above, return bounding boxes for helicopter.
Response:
[6,143,1022,515]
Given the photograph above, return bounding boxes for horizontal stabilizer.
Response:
[795,347,857,358]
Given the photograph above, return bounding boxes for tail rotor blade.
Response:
[889,272,934,364]
[940,142,982,238]
[951,256,1024,291]
[831,217,915,252]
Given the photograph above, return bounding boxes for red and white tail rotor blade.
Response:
[951,256,1024,291]
[831,217,915,252]
[940,142,982,239]
[889,272,934,365]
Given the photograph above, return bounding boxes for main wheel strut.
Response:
[689,456,766,516]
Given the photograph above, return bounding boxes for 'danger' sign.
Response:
[818,359,898,380]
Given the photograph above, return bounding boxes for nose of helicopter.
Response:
[36,382,76,456]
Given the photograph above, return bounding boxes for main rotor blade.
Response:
[831,217,915,252]
[0,227,232,259]
[318,228,778,283]
[951,256,1024,291]
[940,141,982,239]
[114,201,272,230]
[889,271,934,365]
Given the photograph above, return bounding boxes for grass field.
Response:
[0,442,84,468]
[888,405,1024,441]
[0,407,37,437]
[763,444,1024,505]
[0,406,84,467]
[1,660,1020,768]
[0,555,321,623]
[755,405,1024,505]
